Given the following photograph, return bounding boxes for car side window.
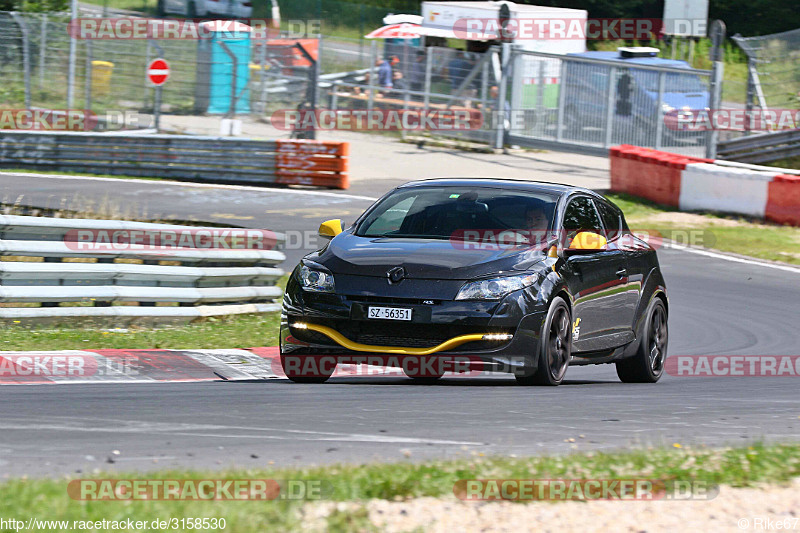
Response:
[596,201,622,241]
[562,196,603,245]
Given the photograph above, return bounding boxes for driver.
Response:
[525,205,550,246]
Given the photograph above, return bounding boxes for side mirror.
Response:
[318,219,344,240]
[564,231,607,255]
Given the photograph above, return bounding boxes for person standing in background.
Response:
[377,56,399,89]
[410,50,426,98]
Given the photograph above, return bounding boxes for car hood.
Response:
[311,232,545,280]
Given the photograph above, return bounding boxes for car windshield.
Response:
[632,70,708,93]
[356,186,560,242]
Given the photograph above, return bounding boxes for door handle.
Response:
[616,268,628,278]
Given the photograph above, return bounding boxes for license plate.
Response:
[367,306,412,321]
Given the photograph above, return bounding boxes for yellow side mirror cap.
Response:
[569,231,608,251]
[318,219,344,239]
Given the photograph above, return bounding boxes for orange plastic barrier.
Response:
[609,145,711,206]
[766,174,800,226]
[274,139,349,189]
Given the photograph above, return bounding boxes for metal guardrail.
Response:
[0,132,350,189]
[0,215,286,325]
[717,129,800,164]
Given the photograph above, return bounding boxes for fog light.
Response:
[482,333,513,341]
[292,322,308,329]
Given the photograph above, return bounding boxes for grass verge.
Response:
[0,312,280,351]
[0,443,798,532]
[607,193,800,265]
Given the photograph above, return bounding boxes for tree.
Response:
[2,0,70,11]
[526,0,800,37]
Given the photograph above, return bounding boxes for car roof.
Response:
[397,178,596,198]
[567,51,692,68]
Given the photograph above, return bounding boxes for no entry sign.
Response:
[147,58,170,86]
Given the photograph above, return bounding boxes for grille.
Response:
[345,295,435,305]
[355,334,446,349]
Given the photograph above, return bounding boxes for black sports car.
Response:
[280,179,668,386]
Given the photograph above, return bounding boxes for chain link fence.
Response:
[508,50,714,156]
[2,9,727,156]
[320,43,499,144]
[0,10,319,125]
[733,28,800,111]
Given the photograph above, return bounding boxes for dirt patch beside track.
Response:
[302,480,800,532]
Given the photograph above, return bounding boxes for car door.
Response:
[559,196,633,352]
[595,198,638,334]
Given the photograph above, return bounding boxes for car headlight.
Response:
[661,103,674,114]
[455,273,538,301]
[298,265,335,293]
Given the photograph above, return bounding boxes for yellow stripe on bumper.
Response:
[294,323,498,356]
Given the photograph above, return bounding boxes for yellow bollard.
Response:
[91,60,114,96]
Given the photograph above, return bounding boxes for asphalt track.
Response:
[1,173,799,477]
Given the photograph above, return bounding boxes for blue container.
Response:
[195,21,251,114]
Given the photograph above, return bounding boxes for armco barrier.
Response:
[610,145,800,226]
[0,132,349,189]
[0,215,286,325]
[717,129,800,165]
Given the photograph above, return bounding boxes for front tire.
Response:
[404,371,444,384]
[616,298,667,383]
[516,296,571,386]
[280,353,334,384]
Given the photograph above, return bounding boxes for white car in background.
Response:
[157,0,253,18]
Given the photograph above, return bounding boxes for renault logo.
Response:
[387,266,406,284]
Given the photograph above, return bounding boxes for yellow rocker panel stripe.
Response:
[300,323,491,356]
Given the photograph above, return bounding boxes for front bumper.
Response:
[280,273,548,374]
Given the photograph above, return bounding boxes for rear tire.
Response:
[186,1,197,18]
[156,0,165,17]
[516,296,571,386]
[280,353,334,384]
[616,298,667,383]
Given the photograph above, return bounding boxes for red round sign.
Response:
[147,58,170,86]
